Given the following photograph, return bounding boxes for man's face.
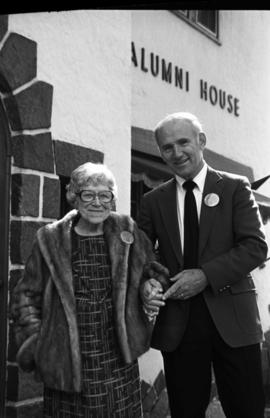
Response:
[157,119,206,179]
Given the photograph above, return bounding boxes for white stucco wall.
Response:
[132,10,270,197]
[7,10,159,386]
[7,9,270,386]
[132,9,270,378]
[253,221,270,334]
[9,10,131,214]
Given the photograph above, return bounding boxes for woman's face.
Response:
[75,183,113,226]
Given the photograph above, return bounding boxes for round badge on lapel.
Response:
[120,231,134,244]
[204,193,220,207]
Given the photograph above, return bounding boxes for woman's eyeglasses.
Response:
[76,190,114,204]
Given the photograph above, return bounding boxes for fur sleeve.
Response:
[10,237,45,370]
[137,226,170,290]
[135,225,170,294]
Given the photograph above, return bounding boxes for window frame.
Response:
[171,10,221,45]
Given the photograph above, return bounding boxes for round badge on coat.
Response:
[120,231,134,244]
[204,193,220,207]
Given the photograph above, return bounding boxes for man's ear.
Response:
[199,132,207,149]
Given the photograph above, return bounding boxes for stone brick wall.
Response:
[0,17,104,417]
[7,138,104,417]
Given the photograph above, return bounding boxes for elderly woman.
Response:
[11,162,168,418]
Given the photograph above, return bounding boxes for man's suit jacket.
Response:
[138,165,268,351]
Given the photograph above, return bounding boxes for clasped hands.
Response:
[141,269,208,321]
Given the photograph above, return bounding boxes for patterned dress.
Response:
[43,231,142,418]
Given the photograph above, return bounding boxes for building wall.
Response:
[132,10,270,198]
[132,8,270,399]
[254,221,270,333]
[9,10,131,214]
[3,10,136,417]
[3,9,270,417]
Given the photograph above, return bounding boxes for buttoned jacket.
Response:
[138,166,268,351]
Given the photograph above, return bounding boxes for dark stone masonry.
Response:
[42,177,60,219]
[12,133,54,173]
[4,81,53,131]
[0,33,37,93]
[10,221,46,265]
[54,140,104,177]
[11,174,40,217]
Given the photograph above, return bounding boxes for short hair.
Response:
[154,112,204,143]
[66,162,118,206]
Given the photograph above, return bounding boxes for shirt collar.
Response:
[175,161,207,192]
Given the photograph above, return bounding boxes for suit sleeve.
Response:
[201,177,268,295]
[137,194,157,247]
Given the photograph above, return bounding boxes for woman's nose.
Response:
[91,195,102,205]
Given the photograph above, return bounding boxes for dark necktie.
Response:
[183,180,199,268]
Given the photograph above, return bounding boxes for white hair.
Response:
[154,112,204,143]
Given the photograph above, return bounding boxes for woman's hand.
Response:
[140,278,165,321]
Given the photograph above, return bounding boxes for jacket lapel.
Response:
[199,167,224,258]
[158,178,183,265]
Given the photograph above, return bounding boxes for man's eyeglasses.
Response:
[76,190,114,204]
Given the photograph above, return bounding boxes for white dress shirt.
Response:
[175,162,207,253]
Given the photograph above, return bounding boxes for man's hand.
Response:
[163,269,208,300]
[140,278,165,319]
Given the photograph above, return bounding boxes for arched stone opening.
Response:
[0,17,104,416]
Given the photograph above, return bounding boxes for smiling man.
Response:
[156,113,206,180]
[139,112,268,418]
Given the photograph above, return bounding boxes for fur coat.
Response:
[11,210,168,392]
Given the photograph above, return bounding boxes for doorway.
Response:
[0,99,11,416]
